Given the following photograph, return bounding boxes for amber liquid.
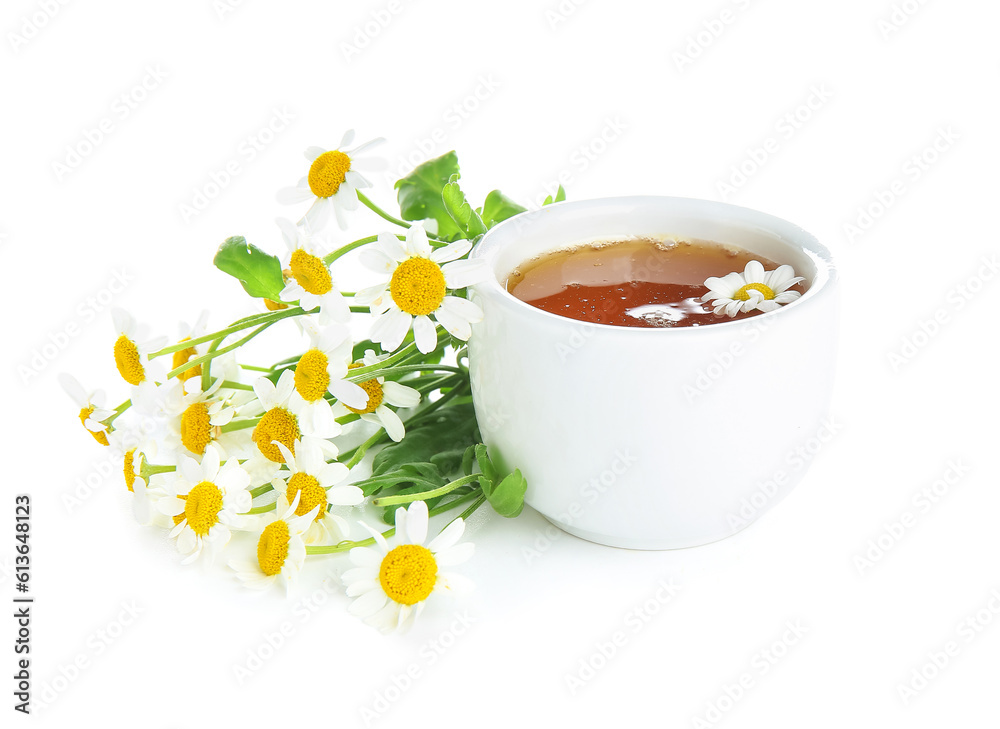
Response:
[506,238,801,328]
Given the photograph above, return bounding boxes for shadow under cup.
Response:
[467,196,839,550]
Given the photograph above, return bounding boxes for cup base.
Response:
[540,514,756,551]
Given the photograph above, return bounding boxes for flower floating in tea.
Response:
[702,260,804,317]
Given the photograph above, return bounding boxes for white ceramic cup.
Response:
[467,196,838,550]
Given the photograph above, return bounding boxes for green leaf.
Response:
[443,173,487,239]
[430,448,467,476]
[365,403,482,523]
[475,444,498,487]
[461,444,477,477]
[479,190,527,228]
[213,236,285,300]
[487,470,527,518]
[394,152,464,241]
[542,185,567,206]
[372,432,449,480]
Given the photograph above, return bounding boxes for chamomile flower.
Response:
[289,322,369,435]
[276,218,351,325]
[111,308,168,401]
[228,491,318,592]
[60,373,115,446]
[330,351,420,442]
[159,445,252,564]
[170,310,210,383]
[250,369,341,464]
[702,261,804,317]
[343,500,474,633]
[163,375,250,460]
[271,439,361,545]
[356,224,490,354]
[276,130,387,230]
[107,426,170,528]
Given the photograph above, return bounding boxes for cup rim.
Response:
[469,195,836,335]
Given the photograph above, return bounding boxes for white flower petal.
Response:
[406,224,432,259]
[435,541,474,566]
[430,239,472,264]
[428,518,465,553]
[328,378,369,411]
[744,260,765,284]
[360,246,396,274]
[177,527,197,555]
[338,129,356,150]
[376,406,406,442]
[405,499,429,545]
[371,309,412,353]
[350,587,389,618]
[437,571,475,595]
[277,186,314,205]
[412,315,438,353]
[349,546,382,568]
[442,258,491,289]
[382,381,420,409]
[253,376,277,408]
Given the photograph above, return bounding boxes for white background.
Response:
[2,0,998,726]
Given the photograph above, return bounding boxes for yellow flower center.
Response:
[264,298,288,311]
[123,449,138,492]
[184,481,223,536]
[181,402,213,455]
[252,407,300,463]
[114,335,146,386]
[294,350,330,402]
[733,282,776,301]
[78,406,109,447]
[389,257,446,316]
[286,472,327,522]
[289,249,334,296]
[378,544,438,606]
[257,520,291,576]
[172,338,201,382]
[345,364,383,414]
[307,150,352,198]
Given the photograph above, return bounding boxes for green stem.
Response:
[372,474,480,507]
[357,191,414,230]
[372,364,467,377]
[402,380,469,431]
[343,429,388,470]
[250,483,274,498]
[240,364,273,373]
[323,235,378,265]
[145,464,176,475]
[149,307,307,359]
[201,337,222,393]
[220,380,255,391]
[356,191,451,245]
[245,503,277,515]
[106,399,132,426]
[452,492,488,524]
[169,322,274,380]
[222,418,259,433]
[304,491,480,556]
[347,343,420,381]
